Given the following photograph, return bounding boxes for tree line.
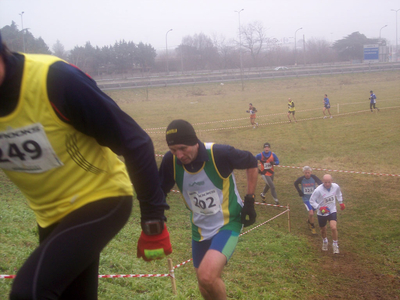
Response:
[1,21,382,77]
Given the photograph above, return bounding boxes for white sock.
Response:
[333,240,338,246]
[323,238,328,243]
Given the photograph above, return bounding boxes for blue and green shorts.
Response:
[192,230,239,268]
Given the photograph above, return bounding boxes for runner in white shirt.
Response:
[309,174,345,254]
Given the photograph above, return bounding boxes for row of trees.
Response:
[1,21,382,77]
[1,21,51,54]
[1,21,157,76]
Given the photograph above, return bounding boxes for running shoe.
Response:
[308,222,317,234]
[333,244,339,254]
[322,241,328,251]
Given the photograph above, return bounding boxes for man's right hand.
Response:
[298,191,304,197]
[137,224,172,261]
[319,206,330,214]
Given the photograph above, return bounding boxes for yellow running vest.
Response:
[0,54,133,227]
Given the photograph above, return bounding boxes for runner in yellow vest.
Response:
[0,34,171,299]
[287,98,297,122]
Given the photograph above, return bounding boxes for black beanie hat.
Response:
[166,119,198,146]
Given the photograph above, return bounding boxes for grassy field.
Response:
[1,71,400,299]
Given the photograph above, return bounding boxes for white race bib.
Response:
[303,187,314,195]
[263,162,272,169]
[0,123,63,173]
[324,195,335,204]
[188,189,221,215]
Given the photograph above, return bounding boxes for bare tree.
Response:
[212,34,237,70]
[240,21,268,67]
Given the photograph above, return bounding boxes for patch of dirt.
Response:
[309,242,400,300]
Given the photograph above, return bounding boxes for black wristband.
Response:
[141,220,164,236]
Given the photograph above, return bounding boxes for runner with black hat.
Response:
[159,119,258,300]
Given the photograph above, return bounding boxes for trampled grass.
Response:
[1,70,400,299]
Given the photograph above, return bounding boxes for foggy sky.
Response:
[1,0,399,52]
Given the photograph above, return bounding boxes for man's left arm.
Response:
[246,167,258,195]
[212,145,258,226]
[212,144,258,177]
[335,184,343,203]
[47,62,169,221]
[272,153,280,165]
[335,184,345,210]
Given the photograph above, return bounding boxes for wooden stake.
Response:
[287,204,291,233]
[168,258,177,295]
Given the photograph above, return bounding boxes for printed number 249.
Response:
[0,141,42,162]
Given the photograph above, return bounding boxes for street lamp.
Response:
[379,25,388,40]
[235,9,244,91]
[294,27,302,66]
[165,28,172,75]
[392,9,400,61]
[19,11,25,52]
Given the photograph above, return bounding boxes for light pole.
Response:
[294,27,302,66]
[392,9,400,61]
[235,9,244,91]
[165,29,172,75]
[379,25,388,40]
[19,11,25,52]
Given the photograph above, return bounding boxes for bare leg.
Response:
[308,210,314,224]
[320,226,327,239]
[195,250,227,300]
[330,220,338,240]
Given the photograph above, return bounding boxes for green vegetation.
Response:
[1,71,400,299]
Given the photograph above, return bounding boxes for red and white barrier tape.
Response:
[171,204,288,270]
[276,165,400,177]
[239,209,290,237]
[98,273,170,278]
[155,154,400,178]
[254,201,286,208]
[172,258,193,270]
[1,274,171,279]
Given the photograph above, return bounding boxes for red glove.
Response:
[319,206,330,214]
[340,203,345,210]
[137,224,172,261]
